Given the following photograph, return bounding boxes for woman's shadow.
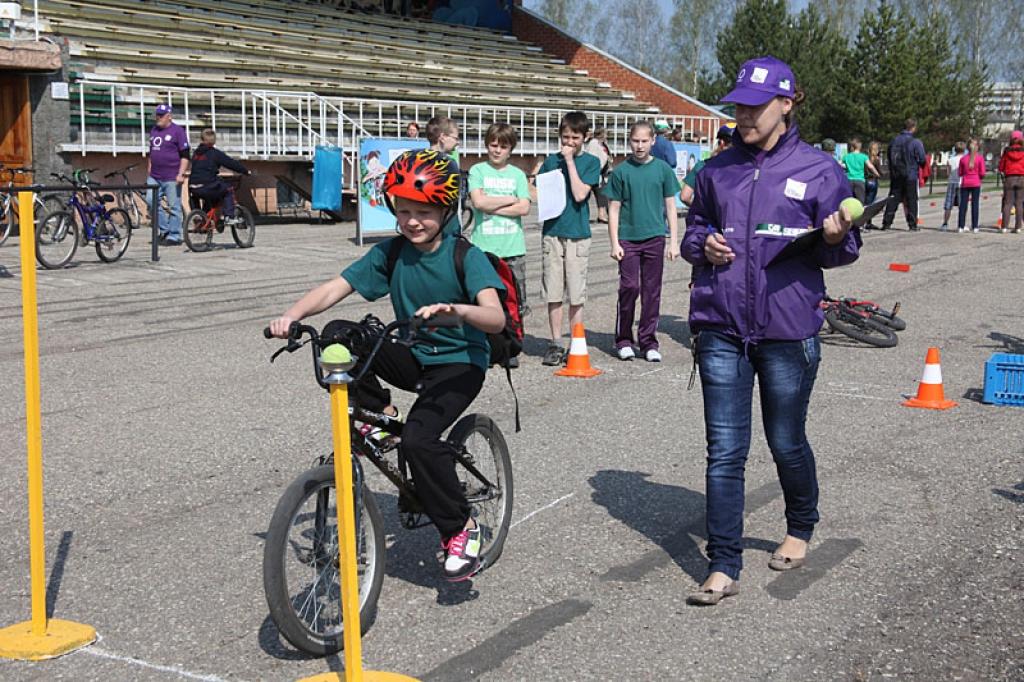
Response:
[589,470,774,583]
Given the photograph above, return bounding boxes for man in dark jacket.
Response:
[189,129,250,220]
[880,118,926,231]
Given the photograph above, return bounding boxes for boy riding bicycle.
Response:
[189,129,250,224]
[269,149,506,581]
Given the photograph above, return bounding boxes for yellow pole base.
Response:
[0,619,96,661]
[299,672,420,682]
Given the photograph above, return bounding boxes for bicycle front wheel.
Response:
[448,414,513,570]
[230,206,255,248]
[183,209,213,252]
[263,463,385,656]
[825,309,898,348]
[95,208,132,263]
[36,210,80,269]
[118,190,143,228]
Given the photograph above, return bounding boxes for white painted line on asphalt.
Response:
[819,390,891,402]
[511,492,575,529]
[81,646,235,682]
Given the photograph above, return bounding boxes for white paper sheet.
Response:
[536,169,567,222]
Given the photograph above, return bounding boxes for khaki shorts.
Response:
[541,235,590,305]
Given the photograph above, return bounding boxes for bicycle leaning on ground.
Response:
[35,172,133,268]
[183,173,255,252]
[820,294,906,348]
[0,166,48,247]
[261,314,513,655]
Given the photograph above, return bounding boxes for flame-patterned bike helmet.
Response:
[382,149,460,214]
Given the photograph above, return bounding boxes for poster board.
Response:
[357,137,429,244]
[672,142,704,209]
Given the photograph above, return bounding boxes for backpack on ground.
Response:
[385,235,522,431]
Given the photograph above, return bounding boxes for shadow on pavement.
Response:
[658,313,693,350]
[45,530,74,618]
[992,481,1024,505]
[988,331,1024,354]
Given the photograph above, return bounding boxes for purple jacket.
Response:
[683,125,860,343]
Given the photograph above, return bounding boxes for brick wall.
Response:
[511,6,721,122]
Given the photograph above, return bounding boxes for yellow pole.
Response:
[329,383,363,682]
[299,372,417,682]
[0,192,95,660]
[18,192,47,636]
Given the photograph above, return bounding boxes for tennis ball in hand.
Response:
[321,343,352,365]
[840,197,864,222]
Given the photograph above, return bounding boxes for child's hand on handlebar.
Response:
[269,316,298,338]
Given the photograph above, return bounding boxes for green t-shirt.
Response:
[341,235,504,370]
[842,151,868,182]
[603,157,679,241]
[539,151,601,239]
[683,159,706,189]
[468,161,530,258]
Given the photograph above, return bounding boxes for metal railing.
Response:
[67,81,723,188]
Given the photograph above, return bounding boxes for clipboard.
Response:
[767,198,887,266]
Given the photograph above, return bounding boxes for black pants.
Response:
[190,181,234,217]
[354,340,485,538]
[881,176,918,229]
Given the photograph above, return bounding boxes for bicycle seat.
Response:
[99,194,116,204]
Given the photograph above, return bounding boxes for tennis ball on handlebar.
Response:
[321,343,352,365]
[840,197,864,222]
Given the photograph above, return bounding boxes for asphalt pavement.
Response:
[0,193,1021,681]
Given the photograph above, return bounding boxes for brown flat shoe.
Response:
[768,552,806,571]
[686,580,739,606]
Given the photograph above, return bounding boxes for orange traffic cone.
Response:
[997,216,1003,228]
[903,347,957,410]
[555,324,602,378]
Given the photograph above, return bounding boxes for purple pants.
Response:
[615,236,665,351]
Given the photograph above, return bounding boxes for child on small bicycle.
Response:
[268,149,506,582]
[188,129,250,223]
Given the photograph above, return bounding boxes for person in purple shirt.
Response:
[147,103,190,245]
[681,56,861,606]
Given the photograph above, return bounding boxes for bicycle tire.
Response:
[35,209,80,269]
[230,206,255,248]
[40,193,65,219]
[0,197,10,246]
[447,413,514,570]
[825,309,898,348]
[117,190,143,229]
[263,463,385,656]
[869,312,906,331]
[94,208,132,263]
[183,209,213,252]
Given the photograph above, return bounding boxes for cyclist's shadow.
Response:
[372,490,480,607]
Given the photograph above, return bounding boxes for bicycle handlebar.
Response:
[263,314,462,390]
[104,162,140,178]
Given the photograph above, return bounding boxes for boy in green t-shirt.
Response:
[840,137,877,204]
[268,149,505,583]
[468,123,531,322]
[533,111,602,366]
[604,121,680,362]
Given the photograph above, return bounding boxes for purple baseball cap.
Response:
[155,103,173,116]
[721,56,796,106]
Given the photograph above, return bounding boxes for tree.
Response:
[663,0,738,96]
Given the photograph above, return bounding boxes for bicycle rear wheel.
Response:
[263,462,385,656]
[825,309,898,347]
[117,190,143,228]
[448,414,513,570]
[36,210,79,269]
[94,208,132,263]
[183,209,213,252]
[0,196,10,246]
[229,206,255,248]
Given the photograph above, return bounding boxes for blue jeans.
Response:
[148,177,182,240]
[696,330,821,580]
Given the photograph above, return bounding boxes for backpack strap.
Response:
[384,235,406,284]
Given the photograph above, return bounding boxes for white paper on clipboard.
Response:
[536,169,567,222]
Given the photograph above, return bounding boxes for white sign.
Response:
[50,82,69,100]
[536,169,566,222]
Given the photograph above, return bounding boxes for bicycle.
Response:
[183,174,255,252]
[820,295,903,347]
[35,172,133,268]
[261,314,513,655]
[104,162,162,229]
[0,166,48,247]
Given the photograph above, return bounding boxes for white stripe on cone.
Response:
[921,363,942,384]
[568,335,588,355]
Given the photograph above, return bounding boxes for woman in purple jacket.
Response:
[682,56,861,606]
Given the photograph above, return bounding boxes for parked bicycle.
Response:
[261,314,513,655]
[821,295,905,347]
[183,174,254,252]
[0,166,48,247]
[104,162,163,229]
[35,172,133,268]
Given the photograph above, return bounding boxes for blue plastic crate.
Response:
[983,353,1024,407]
